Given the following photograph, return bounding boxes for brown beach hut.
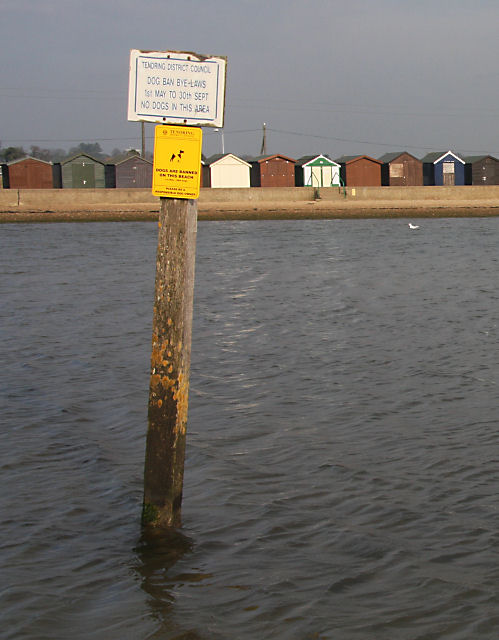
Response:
[115,155,153,188]
[464,155,499,185]
[250,154,296,187]
[336,155,382,186]
[3,156,54,189]
[379,152,423,186]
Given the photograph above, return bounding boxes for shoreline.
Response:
[2,186,499,222]
[2,201,499,223]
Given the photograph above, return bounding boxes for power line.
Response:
[0,129,261,145]
[0,87,123,97]
[1,127,497,157]
[267,128,499,155]
[0,137,144,144]
[4,86,499,119]
[227,99,499,120]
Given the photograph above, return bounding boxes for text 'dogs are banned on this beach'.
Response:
[152,125,202,199]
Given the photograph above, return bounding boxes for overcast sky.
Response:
[1,0,499,160]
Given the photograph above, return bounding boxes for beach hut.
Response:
[464,155,499,185]
[379,152,423,186]
[115,155,153,188]
[336,155,382,187]
[296,155,341,187]
[2,156,54,189]
[422,151,465,186]
[250,154,296,187]
[201,156,209,187]
[207,153,251,188]
[59,153,110,188]
[1,164,8,188]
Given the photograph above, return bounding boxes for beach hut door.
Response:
[311,165,321,187]
[442,161,455,186]
[311,165,332,187]
[72,162,96,188]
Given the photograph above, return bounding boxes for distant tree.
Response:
[107,147,141,163]
[0,146,25,163]
[107,148,127,163]
[25,146,68,163]
[68,142,104,159]
[30,145,52,162]
[48,148,69,163]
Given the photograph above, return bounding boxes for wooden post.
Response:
[141,121,146,159]
[143,196,197,530]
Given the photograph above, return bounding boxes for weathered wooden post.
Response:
[127,48,226,530]
[142,125,203,530]
[143,196,197,529]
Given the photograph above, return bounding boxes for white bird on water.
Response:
[408,222,419,230]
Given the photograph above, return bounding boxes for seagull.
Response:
[408,222,419,230]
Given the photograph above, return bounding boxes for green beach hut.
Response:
[60,153,108,189]
[296,155,341,187]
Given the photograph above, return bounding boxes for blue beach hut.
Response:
[422,151,465,186]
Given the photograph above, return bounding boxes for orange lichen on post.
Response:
[143,197,198,530]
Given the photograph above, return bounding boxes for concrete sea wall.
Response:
[0,186,317,210]
[1,186,499,221]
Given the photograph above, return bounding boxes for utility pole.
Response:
[141,122,146,158]
[214,128,225,155]
[260,122,267,156]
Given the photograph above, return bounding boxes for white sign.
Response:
[128,49,226,127]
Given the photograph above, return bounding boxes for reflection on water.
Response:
[135,529,201,639]
[2,218,499,639]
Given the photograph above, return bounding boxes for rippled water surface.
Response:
[2,218,499,639]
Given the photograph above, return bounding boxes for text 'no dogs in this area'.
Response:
[128,50,226,127]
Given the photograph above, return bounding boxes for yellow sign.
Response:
[152,125,203,199]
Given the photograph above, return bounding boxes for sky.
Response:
[1,0,499,160]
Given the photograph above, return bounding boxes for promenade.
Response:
[1,186,499,221]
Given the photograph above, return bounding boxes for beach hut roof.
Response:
[251,153,296,164]
[7,155,52,166]
[463,154,499,163]
[61,152,106,166]
[207,153,251,167]
[378,151,421,163]
[297,154,339,166]
[421,150,465,164]
[336,154,382,165]
[115,155,152,166]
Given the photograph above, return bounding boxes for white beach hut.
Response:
[207,154,251,188]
